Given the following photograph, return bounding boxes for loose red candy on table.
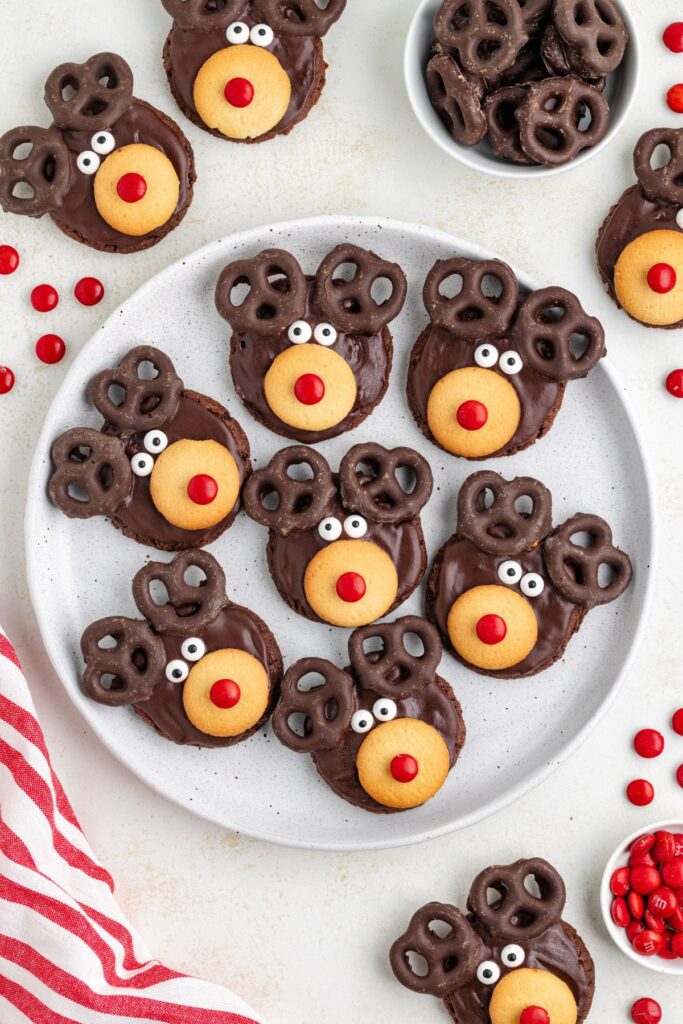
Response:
[0,366,15,394]
[631,997,662,1024]
[664,21,683,52]
[673,708,683,734]
[35,334,65,365]
[627,779,654,807]
[677,763,683,789]
[611,866,631,896]
[0,244,19,275]
[666,369,683,398]
[74,276,104,306]
[631,865,661,895]
[667,84,683,114]
[633,730,665,759]
[31,283,58,313]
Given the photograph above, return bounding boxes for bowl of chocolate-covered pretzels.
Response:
[404,0,640,178]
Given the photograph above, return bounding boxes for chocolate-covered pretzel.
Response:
[87,346,183,432]
[468,857,566,941]
[390,904,480,996]
[457,471,552,556]
[516,76,609,166]
[435,0,528,78]
[81,616,165,706]
[215,249,308,336]
[0,126,70,217]
[257,0,347,37]
[313,244,407,335]
[544,513,633,608]
[243,446,336,536]
[271,657,355,753]
[426,54,487,148]
[49,428,134,519]
[423,257,518,339]
[348,616,442,699]
[634,128,683,207]
[132,549,227,633]
[485,85,534,164]
[44,53,134,131]
[553,0,628,77]
[339,443,433,525]
[512,286,606,380]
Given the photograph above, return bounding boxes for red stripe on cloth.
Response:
[0,814,38,872]
[0,975,81,1024]
[0,634,21,670]
[0,936,258,1024]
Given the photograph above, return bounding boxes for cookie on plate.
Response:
[160,0,346,143]
[243,442,432,627]
[0,53,195,253]
[272,616,465,813]
[391,856,595,1024]
[597,127,683,328]
[407,256,606,459]
[215,244,407,442]
[427,471,632,677]
[81,549,282,747]
[48,345,251,550]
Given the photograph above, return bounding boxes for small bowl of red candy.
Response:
[601,821,683,974]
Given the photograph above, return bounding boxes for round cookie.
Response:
[193,45,291,140]
[426,365,522,457]
[149,438,241,532]
[182,648,270,737]
[356,718,450,810]
[488,968,577,1024]
[446,584,538,671]
[262,344,358,433]
[303,540,399,628]
[613,230,683,327]
[93,144,180,237]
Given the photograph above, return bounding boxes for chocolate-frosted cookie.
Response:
[243,443,432,628]
[427,470,633,678]
[391,857,595,1024]
[160,0,346,143]
[272,616,465,813]
[597,127,683,329]
[407,256,605,460]
[215,245,406,442]
[49,346,251,550]
[80,549,282,747]
[0,53,194,253]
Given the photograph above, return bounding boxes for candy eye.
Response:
[314,322,338,346]
[499,351,523,375]
[372,698,397,722]
[91,131,115,155]
[250,23,274,46]
[474,343,499,368]
[165,659,188,683]
[318,517,342,542]
[677,209,683,230]
[520,572,545,597]
[343,515,367,539]
[351,709,373,734]
[180,637,206,662]
[143,429,168,454]
[498,560,522,585]
[288,320,312,344]
[501,944,525,968]
[76,151,100,175]
[131,452,154,477]
[226,21,249,44]
[476,961,500,985]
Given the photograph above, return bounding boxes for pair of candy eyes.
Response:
[318,515,367,542]
[498,560,545,597]
[76,131,117,176]
[476,944,526,985]
[165,637,207,683]
[226,21,275,47]
[474,344,523,376]
[130,429,169,478]
[350,698,398,734]
[288,321,338,346]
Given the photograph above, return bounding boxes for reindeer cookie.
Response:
[161,0,346,143]
[0,53,195,253]
[215,245,407,442]
[49,346,251,550]
[427,471,632,677]
[273,616,465,812]
[597,128,683,328]
[81,550,282,747]
[391,857,595,1024]
[407,257,606,459]
[243,442,433,627]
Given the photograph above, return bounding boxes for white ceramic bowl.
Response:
[404,0,641,180]
[600,819,683,975]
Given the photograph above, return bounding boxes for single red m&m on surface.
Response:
[31,283,58,312]
[0,245,19,275]
[673,708,683,734]
[647,263,677,293]
[630,997,662,1024]
[631,833,656,858]
[35,334,65,365]
[456,399,488,431]
[74,276,104,306]
[0,366,15,394]
[664,21,683,52]
[668,83,683,113]
[654,831,676,864]
[627,779,654,807]
[225,77,254,107]
[634,729,665,759]
[666,369,683,398]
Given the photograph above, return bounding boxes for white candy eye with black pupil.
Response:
[474,343,499,368]
[520,572,544,597]
[351,709,373,734]
[677,209,683,230]
[180,637,206,662]
[501,944,525,968]
[143,429,168,454]
[165,659,188,683]
[226,21,249,44]
[372,698,397,722]
[314,323,338,346]
[498,560,522,585]
[318,517,342,542]
[250,23,274,46]
[91,131,115,155]
[131,452,154,477]
[476,961,500,985]
[343,515,367,539]
[500,351,523,375]
[288,320,312,344]
[76,151,100,175]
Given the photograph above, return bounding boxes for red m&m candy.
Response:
[633,730,664,759]
[653,831,676,864]
[627,779,654,807]
[633,929,664,956]
[35,334,65,365]
[662,858,683,888]
[647,262,677,293]
[610,866,630,896]
[648,886,678,919]
[0,245,19,275]
[672,931,683,956]
[627,919,645,943]
[631,865,661,895]
[668,83,683,114]
[664,22,683,52]
[0,366,15,394]
[31,283,58,312]
[666,369,683,398]
[677,764,683,789]
[628,890,644,919]
[673,708,683,734]
[630,996,662,1024]
[631,833,656,858]
[611,896,630,927]
[643,909,666,934]
[74,276,104,306]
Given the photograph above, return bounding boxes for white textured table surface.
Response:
[1,1,682,1020]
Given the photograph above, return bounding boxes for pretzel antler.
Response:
[215,249,307,337]
[467,857,566,941]
[423,257,518,339]
[132,550,227,634]
[634,128,683,206]
[512,287,605,381]
[161,0,245,30]
[0,126,70,218]
[348,616,442,699]
[254,0,347,37]
[271,657,355,753]
[242,446,335,536]
[390,903,480,997]
[339,443,433,525]
[457,471,552,556]
[543,513,633,608]
[44,53,134,132]
[81,616,165,706]
[314,244,407,334]
[49,428,133,519]
[87,346,183,433]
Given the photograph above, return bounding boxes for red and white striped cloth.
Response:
[0,630,262,1024]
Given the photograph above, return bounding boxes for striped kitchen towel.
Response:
[0,630,262,1024]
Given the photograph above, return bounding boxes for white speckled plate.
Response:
[25,216,654,851]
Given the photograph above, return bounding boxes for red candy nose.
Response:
[187,474,218,505]
[647,263,677,294]
[336,572,367,603]
[294,373,325,405]
[456,399,488,431]
[117,172,147,204]
[210,679,241,709]
[520,1009,550,1024]
[391,754,419,783]
[225,77,254,107]
[476,613,507,645]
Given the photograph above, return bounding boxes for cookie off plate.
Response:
[25,215,653,850]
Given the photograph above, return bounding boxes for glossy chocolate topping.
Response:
[428,535,581,677]
[313,672,465,813]
[51,98,193,250]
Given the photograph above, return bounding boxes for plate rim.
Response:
[24,213,658,851]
